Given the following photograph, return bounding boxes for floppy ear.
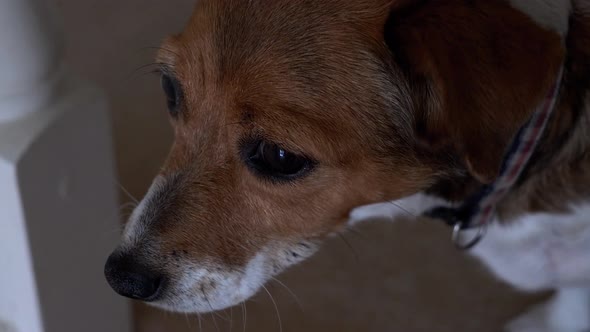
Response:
[385,0,565,183]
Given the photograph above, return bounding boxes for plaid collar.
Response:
[425,66,565,250]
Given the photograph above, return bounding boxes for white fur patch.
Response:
[151,240,318,313]
[348,193,449,226]
[471,203,590,291]
[122,175,167,244]
[510,0,572,36]
[507,288,590,332]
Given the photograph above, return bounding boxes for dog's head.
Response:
[105,0,564,313]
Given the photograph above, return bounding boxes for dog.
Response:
[104,0,590,330]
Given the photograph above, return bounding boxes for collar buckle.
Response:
[424,206,486,250]
[451,222,488,251]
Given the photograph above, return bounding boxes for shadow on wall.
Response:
[57,0,197,198]
[0,320,17,332]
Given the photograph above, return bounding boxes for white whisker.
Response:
[269,277,304,312]
[262,285,282,332]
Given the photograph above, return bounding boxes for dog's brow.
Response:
[155,38,181,68]
[239,105,256,125]
[157,63,178,77]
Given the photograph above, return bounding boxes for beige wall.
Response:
[56,1,546,331]
[57,0,194,198]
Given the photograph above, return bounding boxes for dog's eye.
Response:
[160,74,182,116]
[246,141,314,180]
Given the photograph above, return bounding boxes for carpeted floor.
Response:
[56,0,547,330]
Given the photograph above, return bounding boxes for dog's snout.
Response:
[104,252,164,302]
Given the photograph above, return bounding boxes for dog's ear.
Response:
[384,0,564,183]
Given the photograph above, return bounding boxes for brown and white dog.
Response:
[104,0,590,330]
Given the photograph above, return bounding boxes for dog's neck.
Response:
[428,3,590,221]
[499,4,590,219]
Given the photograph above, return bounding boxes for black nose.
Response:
[104,252,164,301]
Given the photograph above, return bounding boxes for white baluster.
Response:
[0,1,131,331]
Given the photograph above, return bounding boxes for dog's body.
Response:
[105,0,590,330]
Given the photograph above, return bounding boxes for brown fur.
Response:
[153,0,431,266]
[143,0,587,271]
[386,0,564,183]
